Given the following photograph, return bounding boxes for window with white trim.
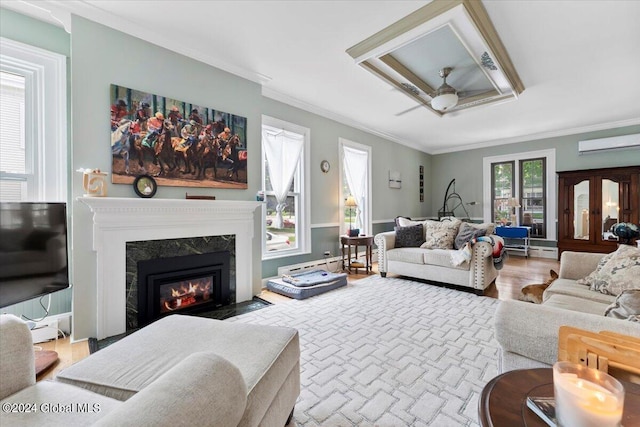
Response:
[483,149,556,240]
[339,139,372,236]
[261,116,310,259]
[0,37,67,202]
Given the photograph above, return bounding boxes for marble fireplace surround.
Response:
[79,197,260,339]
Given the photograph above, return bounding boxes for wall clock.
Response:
[320,160,330,173]
[133,174,157,198]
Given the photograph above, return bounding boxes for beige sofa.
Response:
[374,228,499,295]
[1,314,299,427]
[494,251,640,372]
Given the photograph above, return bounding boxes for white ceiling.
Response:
[5,0,640,154]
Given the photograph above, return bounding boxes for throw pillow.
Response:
[604,289,640,322]
[422,219,461,249]
[576,250,616,288]
[396,217,428,239]
[467,222,496,236]
[579,245,640,296]
[394,224,425,248]
[454,222,487,250]
[395,216,412,227]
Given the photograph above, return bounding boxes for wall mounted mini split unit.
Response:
[578,134,640,154]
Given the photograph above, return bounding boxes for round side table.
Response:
[479,368,640,427]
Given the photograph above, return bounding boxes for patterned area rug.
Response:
[228,276,500,427]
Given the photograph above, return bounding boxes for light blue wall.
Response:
[0,8,72,319]
[0,8,70,55]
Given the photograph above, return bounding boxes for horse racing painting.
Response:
[110,84,248,189]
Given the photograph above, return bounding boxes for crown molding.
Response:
[1,0,71,32]
[430,118,640,155]
[261,86,429,154]
[11,0,272,85]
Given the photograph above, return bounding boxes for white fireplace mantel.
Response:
[79,197,261,339]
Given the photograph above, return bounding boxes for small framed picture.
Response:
[133,174,157,198]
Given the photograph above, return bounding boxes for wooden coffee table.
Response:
[478,368,640,427]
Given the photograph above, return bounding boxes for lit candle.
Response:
[553,363,624,427]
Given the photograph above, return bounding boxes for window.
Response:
[520,158,546,238]
[0,37,67,202]
[261,116,310,259]
[491,161,514,224]
[483,149,555,240]
[339,139,372,236]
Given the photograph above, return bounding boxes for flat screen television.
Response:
[0,202,70,308]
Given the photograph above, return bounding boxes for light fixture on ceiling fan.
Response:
[431,67,458,112]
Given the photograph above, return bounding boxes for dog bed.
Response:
[267,269,348,300]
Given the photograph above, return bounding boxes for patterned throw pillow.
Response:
[394,224,425,248]
[604,289,640,322]
[454,223,487,250]
[467,222,496,236]
[578,245,640,296]
[576,250,616,287]
[421,219,461,249]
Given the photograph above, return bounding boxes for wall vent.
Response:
[578,134,640,154]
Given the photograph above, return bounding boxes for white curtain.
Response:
[343,145,368,231]
[262,128,304,229]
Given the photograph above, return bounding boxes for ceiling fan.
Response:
[431,67,458,112]
[395,67,489,116]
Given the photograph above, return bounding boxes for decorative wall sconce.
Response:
[77,168,108,197]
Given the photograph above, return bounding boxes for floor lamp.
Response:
[345,196,359,237]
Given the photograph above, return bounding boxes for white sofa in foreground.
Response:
[1,314,300,427]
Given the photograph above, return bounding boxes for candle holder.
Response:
[77,168,108,197]
[553,361,625,427]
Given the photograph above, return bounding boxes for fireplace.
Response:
[137,251,230,327]
[79,197,260,339]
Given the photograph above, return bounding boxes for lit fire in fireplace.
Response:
[160,277,212,313]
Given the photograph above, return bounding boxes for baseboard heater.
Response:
[267,249,378,287]
[578,134,639,154]
[277,256,343,277]
[528,247,558,259]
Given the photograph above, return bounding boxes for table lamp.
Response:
[345,196,359,237]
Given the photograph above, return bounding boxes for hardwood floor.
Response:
[35,336,90,382]
[36,254,558,381]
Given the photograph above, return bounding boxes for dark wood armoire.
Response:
[557,166,640,257]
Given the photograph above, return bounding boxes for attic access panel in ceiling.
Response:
[346,0,524,117]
